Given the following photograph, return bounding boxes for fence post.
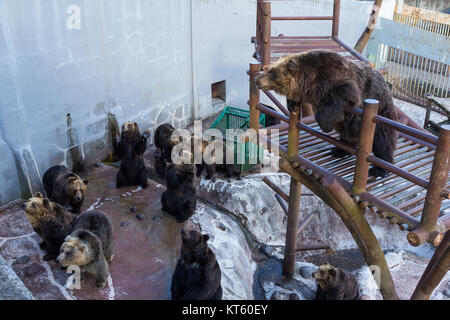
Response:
[353,99,379,195]
[249,63,261,134]
[332,0,340,37]
[261,1,271,68]
[408,124,450,247]
[283,108,302,279]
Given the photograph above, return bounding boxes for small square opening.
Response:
[211,80,226,102]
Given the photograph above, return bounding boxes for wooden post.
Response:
[261,1,271,68]
[353,99,379,195]
[249,63,261,134]
[354,0,383,53]
[408,124,450,247]
[283,109,302,279]
[411,232,449,300]
[332,0,340,37]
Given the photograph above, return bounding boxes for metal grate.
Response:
[372,43,450,107]
[394,12,450,37]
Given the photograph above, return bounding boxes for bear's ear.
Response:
[34,192,43,198]
[134,122,138,127]
[65,235,71,242]
[80,244,88,252]
[286,58,298,73]
[42,198,50,207]
[324,261,329,265]
[83,179,88,185]
[203,234,210,242]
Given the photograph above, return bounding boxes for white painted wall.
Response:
[0,0,378,204]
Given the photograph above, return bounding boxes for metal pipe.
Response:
[272,16,333,21]
[275,194,289,216]
[353,99,379,195]
[296,213,315,239]
[283,109,302,279]
[332,0,340,37]
[261,1,271,68]
[263,176,289,202]
[249,63,261,133]
[296,243,330,251]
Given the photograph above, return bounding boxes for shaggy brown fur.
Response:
[43,165,88,214]
[21,193,76,261]
[312,262,359,300]
[255,50,397,177]
[114,121,150,188]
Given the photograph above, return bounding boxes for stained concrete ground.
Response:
[0,163,183,300]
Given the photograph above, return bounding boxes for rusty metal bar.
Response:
[353,99,379,195]
[261,1,271,68]
[296,243,331,251]
[263,176,289,202]
[333,37,370,64]
[411,232,449,300]
[272,16,333,21]
[249,63,261,133]
[332,0,340,37]
[408,125,450,247]
[275,194,289,216]
[262,91,290,116]
[283,109,302,279]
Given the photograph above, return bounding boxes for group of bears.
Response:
[19,49,398,300]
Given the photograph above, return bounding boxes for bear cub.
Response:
[43,165,88,214]
[56,210,113,289]
[22,193,77,261]
[114,121,150,188]
[171,229,222,300]
[312,262,359,300]
[161,165,196,223]
[154,123,183,179]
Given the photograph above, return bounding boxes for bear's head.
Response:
[66,174,88,204]
[56,232,94,267]
[312,262,339,289]
[21,193,53,228]
[254,54,302,98]
[180,229,210,265]
[121,121,141,140]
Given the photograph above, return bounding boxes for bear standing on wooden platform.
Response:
[312,262,359,300]
[43,165,88,214]
[22,193,77,261]
[56,210,113,289]
[171,229,222,300]
[255,49,397,177]
[114,121,150,188]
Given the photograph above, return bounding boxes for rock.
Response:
[218,222,226,231]
[270,291,281,300]
[443,290,450,298]
[108,182,115,189]
[251,251,268,263]
[15,256,30,264]
[25,263,41,277]
[289,293,299,300]
[130,206,137,213]
[299,266,315,280]
[120,221,132,227]
[95,162,104,168]
[152,216,161,221]
[263,245,274,257]
[136,213,145,221]
[359,294,372,300]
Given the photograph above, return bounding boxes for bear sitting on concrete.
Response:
[56,210,113,289]
[114,121,150,188]
[161,164,196,223]
[43,165,88,214]
[312,262,359,300]
[171,229,222,300]
[22,193,76,261]
[255,49,397,177]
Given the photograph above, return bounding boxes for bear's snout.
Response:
[21,202,27,209]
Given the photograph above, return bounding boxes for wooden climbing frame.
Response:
[249,0,450,300]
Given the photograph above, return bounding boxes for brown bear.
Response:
[22,193,76,261]
[56,210,113,289]
[312,262,359,300]
[43,165,88,214]
[161,164,197,223]
[193,135,234,180]
[255,50,397,177]
[114,121,150,188]
[171,229,222,300]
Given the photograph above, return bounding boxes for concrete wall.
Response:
[0,0,375,205]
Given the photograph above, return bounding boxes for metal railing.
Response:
[394,12,450,37]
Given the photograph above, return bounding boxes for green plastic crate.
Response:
[206,106,265,175]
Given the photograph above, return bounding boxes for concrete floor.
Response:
[0,163,184,300]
